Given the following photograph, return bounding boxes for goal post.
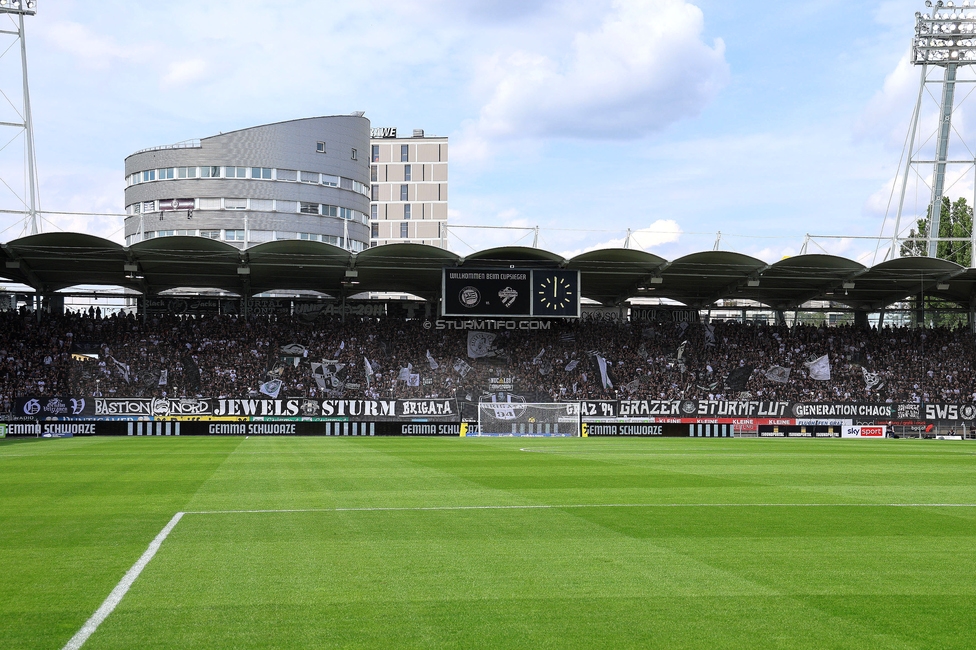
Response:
[475,402,581,437]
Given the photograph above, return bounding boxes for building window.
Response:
[370,166,377,182]
[400,184,408,201]
[351,148,358,160]
[301,171,319,184]
[144,231,157,239]
[322,174,339,187]
[316,141,326,153]
[400,222,409,238]
[225,230,245,241]
[371,223,378,238]
[250,199,273,211]
[400,145,409,162]
[142,200,156,212]
[299,202,320,215]
[198,198,221,210]
[199,166,220,178]
[403,204,411,219]
[339,207,353,220]
[371,204,378,220]
[321,204,337,217]
[200,230,220,239]
[157,230,175,237]
[177,167,197,178]
[404,164,411,182]
[371,145,380,162]
[225,166,247,178]
[276,168,297,182]
[371,184,378,201]
[225,198,247,210]
[252,167,272,179]
[142,170,156,182]
[299,232,320,241]
[158,168,175,180]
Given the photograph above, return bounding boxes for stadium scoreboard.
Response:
[442,269,580,318]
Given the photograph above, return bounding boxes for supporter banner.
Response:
[580,401,619,418]
[248,298,292,316]
[841,425,887,439]
[616,400,791,418]
[292,301,388,319]
[138,297,226,315]
[790,403,898,419]
[924,403,976,422]
[13,396,976,425]
[14,397,458,421]
[630,307,701,323]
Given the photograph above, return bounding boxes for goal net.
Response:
[475,402,581,437]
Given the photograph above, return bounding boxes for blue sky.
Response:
[0,0,951,264]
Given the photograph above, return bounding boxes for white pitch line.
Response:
[62,512,184,650]
[183,502,976,515]
[62,499,976,647]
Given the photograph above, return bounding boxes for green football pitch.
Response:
[2,436,976,649]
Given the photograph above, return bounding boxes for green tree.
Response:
[900,196,973,265]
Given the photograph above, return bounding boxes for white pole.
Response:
[19,14,38,235]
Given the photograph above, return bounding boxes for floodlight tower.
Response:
[891,1,976,260]
[0,0,39,235]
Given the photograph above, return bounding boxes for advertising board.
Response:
[841,425,887,439]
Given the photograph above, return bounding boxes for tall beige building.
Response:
[369,128,448,248]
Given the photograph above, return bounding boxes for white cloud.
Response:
[560,219,681,257]
[471,0,728,140]
[161,59,210,89]
[39,22,134,68]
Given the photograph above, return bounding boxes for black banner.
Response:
[630,307,700,323]
[12,397,459,421]
[12,396,976,425]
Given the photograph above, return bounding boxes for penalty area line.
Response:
[183,502,976,515]
[62,512,184,650]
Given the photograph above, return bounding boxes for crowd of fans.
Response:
[1,306,974,414]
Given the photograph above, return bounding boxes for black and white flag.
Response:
[453,358,472,378]
[764,365,791,384]
[467,331,496,359]
[312,361,347,389]
[595,354,613,390]
[565,359,579,372]
[426,350,439,370]
[725,364,755,391]
[280,343,307,356]
[804,354,831,381]
[862,366,883,391]
[111,357,130,384]
[259,379,282,398]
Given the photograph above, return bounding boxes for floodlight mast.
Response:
[0,0,39,235]
[891,1,976,261]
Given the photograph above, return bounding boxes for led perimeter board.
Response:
[442,268,579,318]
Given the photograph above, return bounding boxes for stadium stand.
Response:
[1,308,972,416]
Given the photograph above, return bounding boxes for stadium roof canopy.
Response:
[1,233,975,310]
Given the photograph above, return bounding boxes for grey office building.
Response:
[123,115,371,251]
